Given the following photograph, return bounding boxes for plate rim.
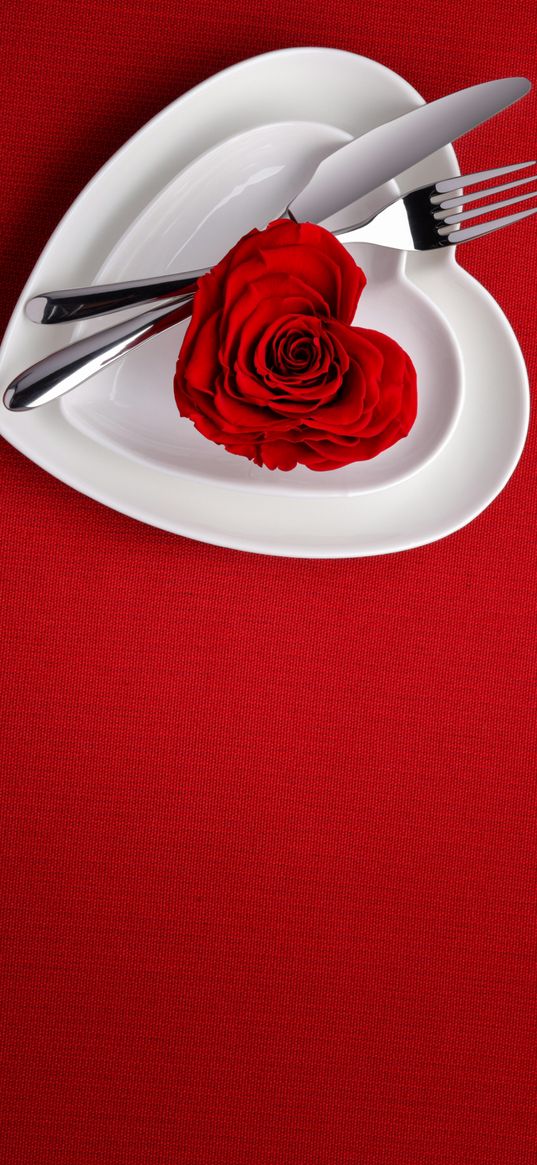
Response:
[60,117,465,499]
[0,46,529,556]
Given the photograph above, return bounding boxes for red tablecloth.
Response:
[1,4,535,1163]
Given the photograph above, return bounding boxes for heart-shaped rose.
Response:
[174,219,417,471]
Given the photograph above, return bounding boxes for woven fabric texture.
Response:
[0,2,535,1163]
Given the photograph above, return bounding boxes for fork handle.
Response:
[4,293,195,411]
[26,270,206,323]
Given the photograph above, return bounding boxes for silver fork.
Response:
[6,160,537,411]
[350,158,537,249]
[25,159,537,325]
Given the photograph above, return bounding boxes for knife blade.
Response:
[25,76,531,330]
[289,76,530,224]
[6,75,531,410]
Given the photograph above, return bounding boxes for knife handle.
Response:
[26,271,206,324]
[4,294,195,411]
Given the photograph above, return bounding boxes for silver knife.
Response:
[5,76,530,410]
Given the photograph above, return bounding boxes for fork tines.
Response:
[431,160,537,243]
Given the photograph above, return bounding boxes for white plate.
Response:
[0,48,529,556]
[61,121,464,497]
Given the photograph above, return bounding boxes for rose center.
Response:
[277,331,318,368]
[264,321,334,383]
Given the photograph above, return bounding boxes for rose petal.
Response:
[220,219,366,320]
[174,218,417,472]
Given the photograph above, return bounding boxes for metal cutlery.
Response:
[26,271,207,325]
[343,159,537,248]
[4,299,198,412]
[5,76,532,411]
[7,158,537,412]
[25,77,530,327]
[25,161,537,325]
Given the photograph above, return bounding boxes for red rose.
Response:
[174,218,417,472]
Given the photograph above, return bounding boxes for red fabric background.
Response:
[1,3,535,1163]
